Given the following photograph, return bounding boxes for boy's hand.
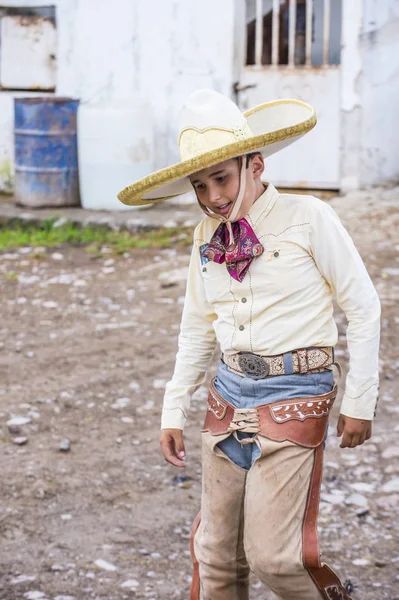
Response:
[160,428,186,468]
[337,414,372,448]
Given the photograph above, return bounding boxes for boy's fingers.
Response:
[339,430,352,448]
[173,432,186,458]
[336,415,344,437]
[160,434,186,468]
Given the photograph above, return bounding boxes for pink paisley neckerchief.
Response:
[203,218,264,282]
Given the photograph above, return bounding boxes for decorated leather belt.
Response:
[222,346,333,379]
[202,379,337,448]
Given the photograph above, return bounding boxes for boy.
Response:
[118,89,380,600]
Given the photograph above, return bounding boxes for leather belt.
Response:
[222,347,333,379]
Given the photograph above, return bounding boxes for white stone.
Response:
[129,381,141,392]
[152,379,166,389]
[382,447,399,460]
[11,575,36,585]
[111,397,130,409]
[51,253,64,260]
[7,416,31,427]
[73,279,87,287]
[350,482,375,493]
[42,301,58,309]
[345,494,369,508]
[321,492,346,505]
[24,592,46,600]
[121,416,134,424]
[120,579,139,589]
[94,559,117,572]
[352,558,370,566]
[381,478,399,493]
[61,514,72,520]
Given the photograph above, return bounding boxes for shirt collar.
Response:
[246,182,279,230]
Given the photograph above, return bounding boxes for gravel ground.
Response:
[0,187,398,600]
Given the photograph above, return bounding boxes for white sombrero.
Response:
[118,89,316,207]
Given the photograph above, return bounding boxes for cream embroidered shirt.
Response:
[162,184,381,430]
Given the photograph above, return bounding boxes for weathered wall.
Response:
[1,0,398,193]
[360,0,399,187]
[0,0,235,192]
[341,0,399,190]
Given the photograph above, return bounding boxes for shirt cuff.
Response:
[161,406,187,430]
[339,380,379,420]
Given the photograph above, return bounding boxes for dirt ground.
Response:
[0,187,398,600]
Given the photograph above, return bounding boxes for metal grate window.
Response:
[245,0,341,67]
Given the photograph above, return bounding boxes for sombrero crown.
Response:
[118,89,316,206]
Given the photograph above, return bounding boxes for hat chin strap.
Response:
[196,157,247,247]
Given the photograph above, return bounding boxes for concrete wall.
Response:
[0,0,236,193]
[1,0,398,194]
[360,0,399,187]
[341,0,399,190]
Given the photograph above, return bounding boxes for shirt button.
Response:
[274,251,280,258]
[202,266,207,272]
[241,297,247,303]
[239,325,245,331]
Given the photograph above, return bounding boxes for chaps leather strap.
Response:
[202,379,337,448]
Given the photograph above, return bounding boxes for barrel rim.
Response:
[14,97,80,104]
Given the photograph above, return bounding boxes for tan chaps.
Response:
[189,385,353,600]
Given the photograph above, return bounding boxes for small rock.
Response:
[61,514,72,520]
[345,494,369,508]
[111,397,130,409]
[51,252,64,260]
[12,436,28,445]
[7,416,31,429]
[152,379,166,390]
[129,381,141,392]
[374,560,387,568]
[24,592,46,600]
[352,558,370,566]
[42,301,58,309]
[94,559,117,572]
[53,217,68,228]
[120,416,134,424]
[11,575,36,585]
[350,482,375,493]
[73,279,87,287]
[59,439,71,452]
[381,478,399,493]
[382,447,399,460]
[120,580,139,589]
[321,492,346,505]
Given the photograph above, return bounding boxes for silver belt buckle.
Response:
[237,352,269,379]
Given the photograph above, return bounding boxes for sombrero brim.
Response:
[118,99,316,207]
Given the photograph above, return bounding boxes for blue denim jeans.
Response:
[214,360,334,470]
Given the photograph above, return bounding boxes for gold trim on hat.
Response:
[118,99,316,207]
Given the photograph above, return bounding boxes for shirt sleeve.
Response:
[161,237,218,430]
[309,200,381,420]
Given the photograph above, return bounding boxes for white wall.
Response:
[2,0,397,194]
[0,0,236,193]
[341,0,399,190]
[360,0,399,186]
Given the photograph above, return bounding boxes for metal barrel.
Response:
[14,97,80,207]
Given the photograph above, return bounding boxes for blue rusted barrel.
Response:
[14,97,80,207]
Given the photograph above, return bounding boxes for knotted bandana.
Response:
[203,218,264,282]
